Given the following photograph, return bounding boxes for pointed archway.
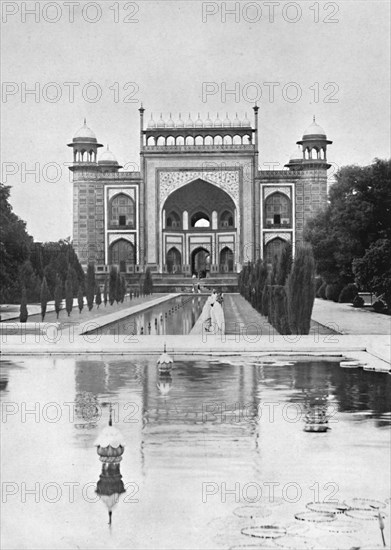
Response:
[219,246,234,272]
[166,247,182,274]
[191,247,210,278]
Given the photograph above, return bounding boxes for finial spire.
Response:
[84,117,86,125]
[313,115,316,122]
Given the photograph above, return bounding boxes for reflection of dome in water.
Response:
[157,373,172,395]
[157,344,173,373]
[96,462,126,525]
[94,407,125,462]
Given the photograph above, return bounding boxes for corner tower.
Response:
[289,117,332,244]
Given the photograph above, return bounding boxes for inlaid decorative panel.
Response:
[264,232,291,244]
[264,186,291,199]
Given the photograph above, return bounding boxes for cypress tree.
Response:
[255,260,268,312]
[273,285,291,335]
[54,274,63,319]
[261,280,271,320]
[103,278,108,307]
[120,276,126,302]
[286,244,316,334]
[40,276,49,321]
[77,285,84,313]
[86,263,95,311]
[143,268,153,295]
[19,286,28,323]
[65,274,73,316]
[109,267,117,305]
[276,242,293,286]
[115,271,121,303]
[33,275,42,303]
[95,283,102,309]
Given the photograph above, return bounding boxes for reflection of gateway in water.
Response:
[303,388,331,433]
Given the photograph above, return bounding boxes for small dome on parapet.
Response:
[186,113,194,127]
[176,113,185,128]
[233,113,241,126]
[99,146,118,164]
[166,113,175,127]
[223,113,231,127]
[241,113,251,127]
[204,113,213,126]
[147,115,156,129]
[214,113,222,127]
[156,114,165,128]
[195,114,203,128]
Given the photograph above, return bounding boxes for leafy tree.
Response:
[325,283,343,303]
[0,184,33,303]
[19,286,28,323]
[65,274,73,316]
[19,260,41,303]
[305,159,391,285]
[40,276,49,321]
[103,278,108,307]
[95,284,102,309]
[353,238,391,310]
[54,274,63,319]
[86,263,95,311]
[338,283,358,303]
[286,244,316,334]
[77,285,84,314]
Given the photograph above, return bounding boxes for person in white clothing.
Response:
[211,292,225,335]
[200,289,217,331]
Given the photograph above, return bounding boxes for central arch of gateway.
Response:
[160,178,239,275]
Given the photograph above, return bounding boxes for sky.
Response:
[1,0,390,241]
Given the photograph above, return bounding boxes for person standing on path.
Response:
[200,289,217,331]
[211,292,225,335]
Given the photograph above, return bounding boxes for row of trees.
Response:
[305,159,391,311]
[0,182,85,304]
[19,265,154,322]
[238,243,316,335]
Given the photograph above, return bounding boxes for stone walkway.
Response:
[190,294,275,336]
[312,298,391,335]
[0,294,170,328]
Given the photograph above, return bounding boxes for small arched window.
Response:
[166,211,181,229]
[220,210,234,228]
[191,211,210,228]
[264,192,291,228]
[109,194,136,228]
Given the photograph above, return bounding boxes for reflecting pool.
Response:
[94,295,207,336]
[1,357,390,549]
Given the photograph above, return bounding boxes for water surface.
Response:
[1,357,390,549]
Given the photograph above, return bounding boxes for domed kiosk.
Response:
[67,119,103,166]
